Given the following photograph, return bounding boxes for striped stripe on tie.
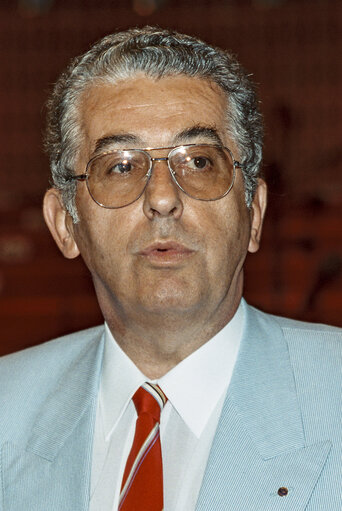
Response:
[119,383,167,511]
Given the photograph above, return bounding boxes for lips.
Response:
[138,241,194,264]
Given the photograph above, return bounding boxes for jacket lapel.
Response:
[1,332,104,511]
[196,305,331,510]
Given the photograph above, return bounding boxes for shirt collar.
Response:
[100,323,146,440]
[158,300,244,437]
[100,299,245,440]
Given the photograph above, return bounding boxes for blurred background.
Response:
[0,0,341,356]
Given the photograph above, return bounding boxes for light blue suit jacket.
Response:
[0,304,341,510]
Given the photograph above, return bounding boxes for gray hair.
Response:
[45,26,263,222]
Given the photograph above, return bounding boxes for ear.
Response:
[248,178,267,254]
[43,188,80,259]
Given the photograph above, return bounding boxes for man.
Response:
[0,27,341,511]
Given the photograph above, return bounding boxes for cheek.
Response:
[72,207,118,271]
[205,203,251,274]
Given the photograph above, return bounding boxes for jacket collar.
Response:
[227,303,305,459]
[26,328,105,461]
[1,328,105,511]
[195,304,331,511]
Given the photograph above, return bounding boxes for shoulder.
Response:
[0,324,105,363]
[0,325,105,444]
[244,302,342,372]
[246,303,342,378]
[270,312,342,335]
[264,309,342,351]
[0,325,105,392]
[246,303,342,344]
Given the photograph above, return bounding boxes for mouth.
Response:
[138,241,194,264]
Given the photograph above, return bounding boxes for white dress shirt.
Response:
[90,300,245,511]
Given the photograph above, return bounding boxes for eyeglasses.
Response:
[67,144,242,209]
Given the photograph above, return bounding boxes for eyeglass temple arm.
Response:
[66,174,87,182]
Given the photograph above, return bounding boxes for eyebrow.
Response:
[173,125,224,146]
[93,124,224,154]
[94,134,143,153]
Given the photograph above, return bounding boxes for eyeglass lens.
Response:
[86,145,235,208]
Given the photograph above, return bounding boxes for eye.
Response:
[109,159,133,174]
[192,156,209,169]
[185,155,213,171]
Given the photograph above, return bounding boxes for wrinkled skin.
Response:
[44,74,267,377]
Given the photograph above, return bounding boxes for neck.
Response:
[101,291,242,379]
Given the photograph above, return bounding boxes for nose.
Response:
[142,159,184,220]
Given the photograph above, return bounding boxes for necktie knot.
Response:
[133,383,167,423]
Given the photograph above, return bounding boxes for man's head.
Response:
[45,26,263,222]
[43,27,267,371]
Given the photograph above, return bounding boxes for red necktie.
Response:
[119,383,167,511]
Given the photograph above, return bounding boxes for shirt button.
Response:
[278,487,289,497]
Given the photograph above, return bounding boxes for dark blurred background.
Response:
[0,0,341,356]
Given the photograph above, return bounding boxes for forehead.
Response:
[78,74,232,156]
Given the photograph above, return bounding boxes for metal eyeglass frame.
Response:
[66,143,243,209]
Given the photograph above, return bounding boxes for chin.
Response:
[137,284,206,315]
